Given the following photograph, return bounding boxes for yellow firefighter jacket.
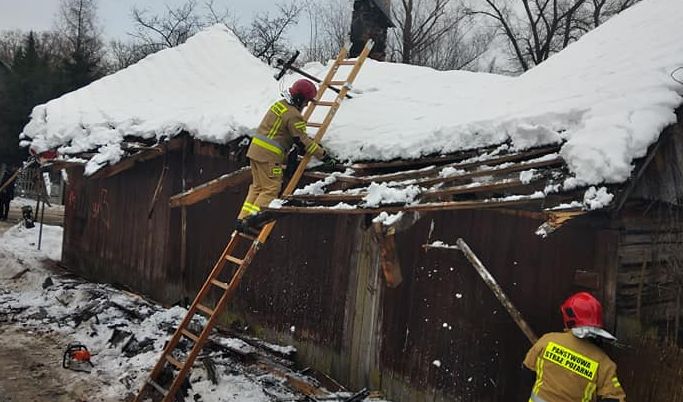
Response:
[247,99,326,164]
[524,331,626,402]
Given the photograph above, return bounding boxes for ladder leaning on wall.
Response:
[134,39,375,402]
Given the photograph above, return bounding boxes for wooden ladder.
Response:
[134,39,374,402]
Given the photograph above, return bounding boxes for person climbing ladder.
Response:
[236,79,335,232]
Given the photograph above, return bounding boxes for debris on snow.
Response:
[0,224,386,402]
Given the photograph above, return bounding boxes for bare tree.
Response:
[57,0,105,89]
[241,2,302,65]
[589,0,639,26]
[302,0,352,63]
[131,0,204,49]
[388,0,492,71]
[106,39,155,71]
[0,31,24,67]
[391,0,460,64]
[471,0,641,72]
[128,0,298,65]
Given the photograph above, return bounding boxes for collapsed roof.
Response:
[21,0,683,210]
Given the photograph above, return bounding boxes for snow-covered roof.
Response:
[23,0,683,190]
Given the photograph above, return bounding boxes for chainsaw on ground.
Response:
[62,343,94,373]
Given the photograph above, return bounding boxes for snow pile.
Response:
[362,182,421,207]
[24,25,278,161]
[583,186,615,210]
[22,0,683,191]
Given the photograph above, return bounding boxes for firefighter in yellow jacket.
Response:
[236,79,333,231]
[524,292,626,402]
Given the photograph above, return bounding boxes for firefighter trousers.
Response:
[238,159,283,220]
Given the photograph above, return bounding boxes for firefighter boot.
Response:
[244,211,275,231]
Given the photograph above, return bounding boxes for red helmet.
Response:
[289,79,317,102]
[560,292,604,329]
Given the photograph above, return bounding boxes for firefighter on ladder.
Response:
[524,292,627,402]
[236,79,335,232]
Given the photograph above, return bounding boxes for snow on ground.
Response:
[21,0,683,198]
[0,224,385,402]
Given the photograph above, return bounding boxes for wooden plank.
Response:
[169,167,251,208]
[595,230,620,330]
[266,196,546,215]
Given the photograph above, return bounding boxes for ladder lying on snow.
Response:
[134,40,374,402]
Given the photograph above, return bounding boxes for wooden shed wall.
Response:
[64,137,673,401]
[63,154,184,302]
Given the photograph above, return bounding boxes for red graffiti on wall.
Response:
[66,190,77,211]
[90,189,111,229]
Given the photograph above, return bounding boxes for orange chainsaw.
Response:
[62,343,94,373]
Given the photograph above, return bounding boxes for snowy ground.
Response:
[0,224,386,402]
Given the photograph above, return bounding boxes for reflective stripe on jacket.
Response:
[523,331,626,402]
[247,99,326,163]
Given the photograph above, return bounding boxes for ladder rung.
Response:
[329,81,347,86]
[338,60,356,65]
[146,378,168,396]
[225,255,244,265]
[236,231,256,241]
[307,122,323,128]
[165,354,184,370]
[195,303,215,316]
[315,101,336,107]
[181,328,199,342]
[210,278,229,290]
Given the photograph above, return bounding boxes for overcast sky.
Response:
[0,0,309,42]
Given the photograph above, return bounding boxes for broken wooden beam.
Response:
[266,195,546,215]
[373,222,403,287]
[169,167,251,208]
[425,239,539,344]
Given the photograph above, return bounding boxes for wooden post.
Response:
[425,239,539,344]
